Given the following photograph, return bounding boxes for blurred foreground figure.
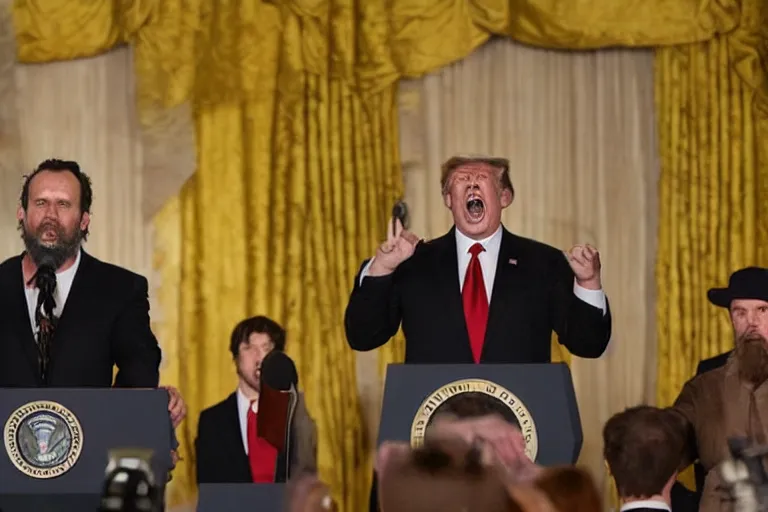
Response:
[99,450,161,512]
[376,435,556,512]
[284,474,338,512]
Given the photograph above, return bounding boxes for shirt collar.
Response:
[58,248,82,279]
[236,386,257,413]
[455,225,502,256]
[620,499,670,512]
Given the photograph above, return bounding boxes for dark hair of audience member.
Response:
[534,466,602,512]
[228,315,286,358]
[603,405,686,498]
[429,392,521,429]
[378,435,527,512]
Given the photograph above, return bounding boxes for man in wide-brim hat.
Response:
[671,266,768,512]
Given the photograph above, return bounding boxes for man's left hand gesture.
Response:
[163,386,187,428]
[565,244,601,290]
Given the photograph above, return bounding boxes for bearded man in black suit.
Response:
[0,159,185,427]
[345,155,612,364]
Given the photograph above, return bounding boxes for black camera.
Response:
[99,449,162,512]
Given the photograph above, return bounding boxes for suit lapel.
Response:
[435,229,473,356]
[225,393,251,480]
[2,255,42,379]
[482,229,524,361]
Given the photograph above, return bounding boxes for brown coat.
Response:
[673,354,768,512]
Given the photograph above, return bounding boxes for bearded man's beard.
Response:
[736,332,768,385]
[20,219,83,270]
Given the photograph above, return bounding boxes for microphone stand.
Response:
[282,385,299,482]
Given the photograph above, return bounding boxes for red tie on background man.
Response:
[246,400,278,483]
[463,243,489,363]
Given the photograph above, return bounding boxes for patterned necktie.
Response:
[32,265,58,381]
[462,243,489,363]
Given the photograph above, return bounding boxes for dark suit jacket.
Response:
[345,226,612,363]
[0,250,161,387]
[195,391,317,484]
[669,350,731,512]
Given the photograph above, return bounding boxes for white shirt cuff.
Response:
[573,280,607,315]
[359,258,375,286]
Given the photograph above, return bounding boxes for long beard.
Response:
[736,332,768,385]
[20,220,83,270]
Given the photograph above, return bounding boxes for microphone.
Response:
[257,351,299,461]
[261,350,299,391]
[392,200,409,232]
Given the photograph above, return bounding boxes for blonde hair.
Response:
[440,155,514,196]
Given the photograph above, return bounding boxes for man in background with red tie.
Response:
[195,316,317,484]
[345,155,611,365]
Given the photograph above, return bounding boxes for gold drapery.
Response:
[656,0,768,406]
[655,0,767,490]
[162,85,400,509]
[10,0,767,507]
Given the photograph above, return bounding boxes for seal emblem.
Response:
[3,400,83,478]
[410,378,538,460]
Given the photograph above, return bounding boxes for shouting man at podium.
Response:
[345,155,612,364]
[0,159,185,425]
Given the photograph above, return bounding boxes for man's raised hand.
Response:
[368,217,419,276]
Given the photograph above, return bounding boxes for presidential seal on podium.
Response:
[3,400,83,478]
[410,378,539,460]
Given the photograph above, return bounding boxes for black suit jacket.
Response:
[0,251,161,387]
[345,227,611,363]
[195,392,318,484]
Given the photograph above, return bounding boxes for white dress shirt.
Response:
[236,387,259,455]
[620,499,671,512]
[24,249,82,337]
[360,226,607,314]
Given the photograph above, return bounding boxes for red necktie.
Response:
[462,243,489,363]
[246,400,278,483]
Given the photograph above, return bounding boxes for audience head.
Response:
[18,159,93,269]
[285,474,337,512]
[533,466,602,512]
[229,315,286,395]
[377,435,554,512]
[440,155,514,240]
[425,393,535,480]
[603,405,686,502]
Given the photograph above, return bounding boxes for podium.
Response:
[377,363,582,465]
[0,388,173,512]
[197,484,285,512]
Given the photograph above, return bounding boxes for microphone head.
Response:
[260,351,298,391]
[392,200,409,229]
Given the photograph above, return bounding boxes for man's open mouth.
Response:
[465,195,485,220]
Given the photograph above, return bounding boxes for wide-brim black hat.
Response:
[707,266,768,308]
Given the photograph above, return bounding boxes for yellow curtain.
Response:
[654,0,767,490]
[655,0,768,407]
[11,0,766,508]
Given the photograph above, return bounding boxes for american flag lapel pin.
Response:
[508,258,518,266]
